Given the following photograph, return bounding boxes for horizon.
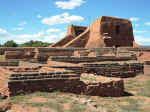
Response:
[0,0,150,45]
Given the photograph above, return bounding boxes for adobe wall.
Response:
[51,25,87,47]
[49,56,137,63]
[0,47,35,55]
[82,61,144,78]
[86,16,134,48]
[63,28,90,48]
[0,61,19,66]
[4,51,24,60]
[7,69,124,97]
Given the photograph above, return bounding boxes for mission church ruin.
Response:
[51,16,134,48]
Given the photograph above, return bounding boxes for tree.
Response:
[3,40,18,47]
[19,40,51,47]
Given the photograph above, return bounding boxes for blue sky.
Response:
[0,0,150,45]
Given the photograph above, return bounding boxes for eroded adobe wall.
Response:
[0,47,35,55]
[63,28,90,48]
[51,35,75,47]
[49,56,137,63]
[86,17,105,48]
[82,61,144,78]
[86,16,134,48]
[4,51,24,60]
[0,61,19,66]
[7,70,124,97]
[51,25,87,47]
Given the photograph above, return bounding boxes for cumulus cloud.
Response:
[56,0,85,10]
[18,31,44,38]
[135,36,150,45]
[0,30,45,44]
[133,30,147,34]
[46,28,61,33]
[145,22,150,26]
[42,12,84,25]
[0,28,7,34]
[44,31,65,43]
[0,28,66,44]
[130,17,140,22]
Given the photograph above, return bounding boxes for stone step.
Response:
[49,56,137,63]
[8,77,80,83]
[9,74,80,80]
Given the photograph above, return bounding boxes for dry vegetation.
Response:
[0,55,4,61]
[0,65,149,112]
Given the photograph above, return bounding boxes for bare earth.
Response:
[0,65,148,112]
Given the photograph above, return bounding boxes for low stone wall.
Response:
[5,68,124,97]
[4,51,24,60]
[37,48,76,57]
[49,56,137,63]
[82,61,144,78]
[81,74,124,97]
[144,61,150,65]
[0,61,19,66]
[0,47,35,55]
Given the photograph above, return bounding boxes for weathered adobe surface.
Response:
[49,55,137,63]
[0,66,124,97]
[4,51,36,61]
[0,61,19,66]
[82,61,144,78]
[0,47,35,55]
[81,74,124,96]
[51,25,87,47]
[47,60,144,78]
[50,16,135,48]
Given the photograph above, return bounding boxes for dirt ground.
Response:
[0,65,148,112]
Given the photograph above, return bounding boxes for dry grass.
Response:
[0,55,4,61]
[4,65,150,112]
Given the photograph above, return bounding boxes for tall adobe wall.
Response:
[86,16,134,48]
[51,25,87,47]
[50,16,135,48]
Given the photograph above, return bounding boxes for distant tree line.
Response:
[0,40,52,47]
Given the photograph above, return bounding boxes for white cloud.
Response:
[18,31,44,38]
[0,28,7,34]
[37,15,42,19]
[18,21,27,26]
[130,17,140,22]
[133,24,140,27]
[145,22,150,26]
[44,31,66,43]
[14,28,24,31]
[135,36,150,45]
[0,27,66,44]
[56,0,85,10]
[0,31,45,44]
[42,12,84,25]
[46,28,61,33]
[133,30,147,34]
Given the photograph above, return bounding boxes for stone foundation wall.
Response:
[0,61,19,66]
[4,51,24,60]
[84,80,124,97]
[82,62,144,78]
[7,70,124,97]
[49,56,137,63]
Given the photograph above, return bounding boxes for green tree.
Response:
[3,40,18,47]
[19,40,51,47]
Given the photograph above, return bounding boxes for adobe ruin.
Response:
[51,16,134,48]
